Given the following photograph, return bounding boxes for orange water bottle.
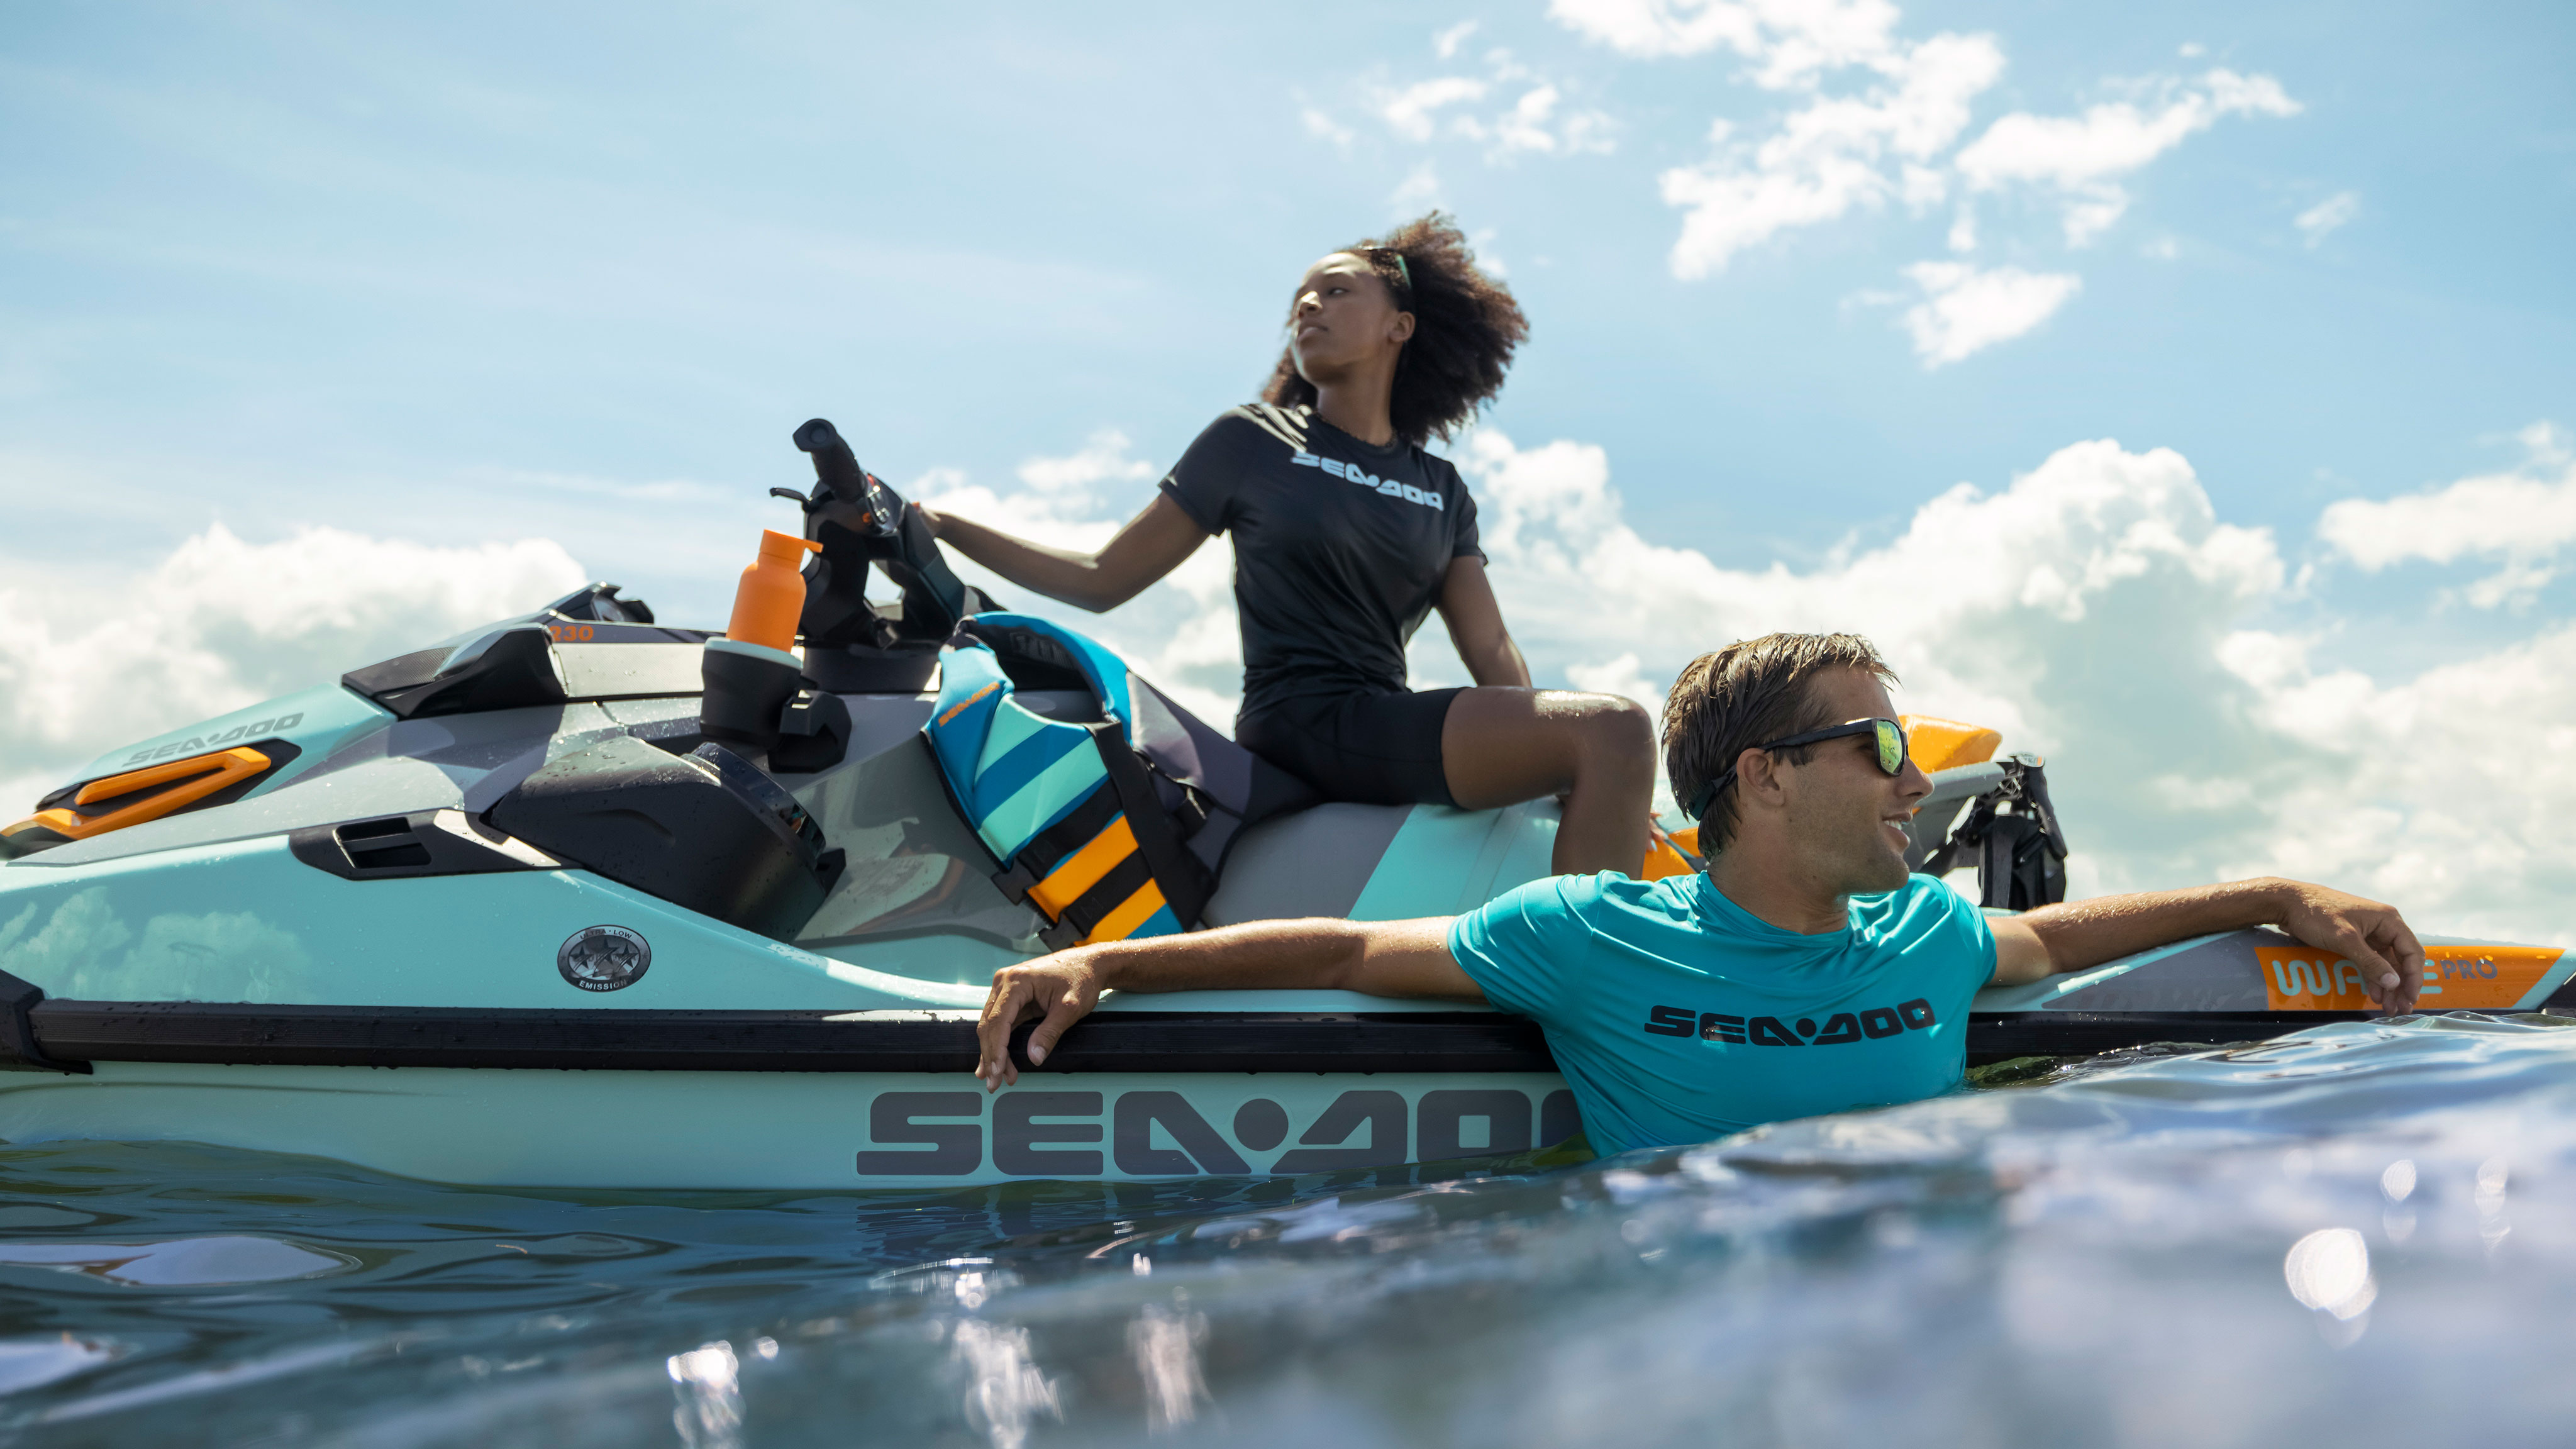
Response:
[702,530,823,760]
[726,530,822,652]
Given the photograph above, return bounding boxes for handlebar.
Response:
[789,417,978,645]
[791,419,899,539]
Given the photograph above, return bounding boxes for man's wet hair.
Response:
[1262,211,1528,450]
[1664,633,1899,853]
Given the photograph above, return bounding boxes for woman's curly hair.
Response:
[1261,213,1528,449]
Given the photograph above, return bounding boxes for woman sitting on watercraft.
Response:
[921,213,1657,876]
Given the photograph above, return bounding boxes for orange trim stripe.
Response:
[42,747,272,842]
[1028,815,1136,918]
[1082,879,1169,945]
[935,680,999,728]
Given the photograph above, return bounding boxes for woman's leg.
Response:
[1441,687,1656,877]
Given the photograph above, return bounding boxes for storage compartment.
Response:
[487,735,838,940]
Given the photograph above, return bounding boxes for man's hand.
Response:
[2009,875,2427,1015]
[970,918,1477,1091]
[975,950,1108,1090]
[2273,880,2426,1014]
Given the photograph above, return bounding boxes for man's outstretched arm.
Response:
[974,917,1477,1088]
[1986,877,2424,1013]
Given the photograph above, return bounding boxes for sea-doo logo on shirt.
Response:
[1640,999,1937,1045]
[1291,452,1445,510]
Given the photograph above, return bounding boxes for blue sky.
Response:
[5,0,2575,934]
[7,2,2568,600]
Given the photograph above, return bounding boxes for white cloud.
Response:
[1549,0,1905,87]
[2296,191,2360,247]
[1300,107,1356,150]
[1954,69,2301,245]
[2316,423,2576,608]
[1899,260,2081,365]
[1433,21,1482,60]
[0,525,586,811]
[1945,204,1977,252]
[1391,161,1445,214]
[1379,76,1491,143]
[21,430,2576,945]
[1658,29,2005,276]
[1325,48,1616,167]
[1014,428,1156,501]
[1488,84,1618,157]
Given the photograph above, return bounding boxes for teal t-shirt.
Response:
[1446,872,1996,1156]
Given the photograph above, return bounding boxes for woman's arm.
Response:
[1434,557,1531,687]
[919,493,1209,613]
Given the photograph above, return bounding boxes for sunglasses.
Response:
[1365,246,1413,292]
[1689,718,1910,821]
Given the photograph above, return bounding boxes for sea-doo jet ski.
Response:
[0,420,2563,1189]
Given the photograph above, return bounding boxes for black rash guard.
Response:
[1158,404,1484,723]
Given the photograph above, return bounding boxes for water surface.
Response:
[4,1013,2572,1446]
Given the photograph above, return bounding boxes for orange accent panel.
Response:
[1671,825,1700,855]
[1,815,65,846]
[1901,715,2003,774]
[2258,944,2563,1011]
[1640,835,1691,880]
[935,680,999,728]
[45,747,273,841]
[1082,879,1169,945]
[725,529,823,652]
[1030,816,1138,918]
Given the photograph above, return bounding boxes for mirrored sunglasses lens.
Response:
[1875,721,1903,774]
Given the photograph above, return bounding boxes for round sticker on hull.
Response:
[558,925,651,992]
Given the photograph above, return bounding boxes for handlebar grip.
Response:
[791,418,868,502]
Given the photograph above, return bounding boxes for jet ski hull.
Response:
[0,924,2565,1186]
[6,575,2566,1187]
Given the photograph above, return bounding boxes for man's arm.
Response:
[974,917,1477,1088]
[1986,877,2424,1013]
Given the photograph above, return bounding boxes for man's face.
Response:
[1774,669,1935,897]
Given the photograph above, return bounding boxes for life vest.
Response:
[923,614,1311,950]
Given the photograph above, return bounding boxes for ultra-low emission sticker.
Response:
[558,924,652,992]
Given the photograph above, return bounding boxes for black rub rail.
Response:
[0,969,2410,1075]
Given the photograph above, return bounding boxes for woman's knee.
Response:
[1567,693,1656,781]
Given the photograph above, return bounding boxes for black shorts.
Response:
[1237,688,1462,808]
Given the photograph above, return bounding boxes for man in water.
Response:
[973,633,2426,1156]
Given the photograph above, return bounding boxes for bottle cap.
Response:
[760,530,823,565]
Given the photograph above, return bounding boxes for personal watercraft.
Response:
[0,421,2563,1189]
